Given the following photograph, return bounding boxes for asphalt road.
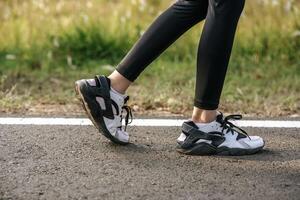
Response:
[0,125,299,200]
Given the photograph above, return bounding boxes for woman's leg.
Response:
[178,1,264,155]
[192,0,245,123]
[109,0,209,94]
[76,0,209,144]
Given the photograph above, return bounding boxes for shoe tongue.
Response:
[124,96,130,104]
[110,87,128,107]
[110,87,126,98]
[216,113,224,124]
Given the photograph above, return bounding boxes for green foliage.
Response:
[0,0,299,115]
[51,23,132,66]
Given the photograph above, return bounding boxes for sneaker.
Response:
[75,75,132,145]
[176,113,265,155]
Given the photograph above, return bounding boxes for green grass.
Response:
[0,0,299,116]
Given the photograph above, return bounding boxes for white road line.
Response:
[0,118,300,128]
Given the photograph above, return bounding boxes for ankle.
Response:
[108,70,132,94]
[192,108,217,123]
[110,79,127,94]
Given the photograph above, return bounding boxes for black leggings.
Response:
[116,0,245,110]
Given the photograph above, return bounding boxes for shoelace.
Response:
[118,96,133,131]
[219,114,250,139]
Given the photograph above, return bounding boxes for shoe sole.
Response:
[176,141,265,156]
[75,80,128,145]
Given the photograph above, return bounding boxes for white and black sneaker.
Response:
[75,75,132,145]
[177,113,265,155]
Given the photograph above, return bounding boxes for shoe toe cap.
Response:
[244,136,265,149]
[115,130,129,143]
